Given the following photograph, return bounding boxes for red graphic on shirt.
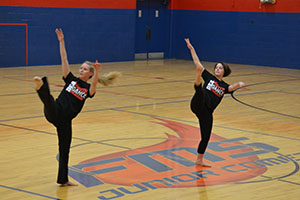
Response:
[206,80,225,97]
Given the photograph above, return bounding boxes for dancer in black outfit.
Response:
[185,38,246,167]
[33,28,120,186]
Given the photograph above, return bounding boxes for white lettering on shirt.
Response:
[206,80,225,97]
[66,81,88,100]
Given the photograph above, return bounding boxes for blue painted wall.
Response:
[1,0,300,69]
[169,0,300,69]
[0,6,136,67]
[170,10,300,69]
[0,24,27,67]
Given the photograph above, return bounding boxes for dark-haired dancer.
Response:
[185,38,246,167]
[33,28,120,186]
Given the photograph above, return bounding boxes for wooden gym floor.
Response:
[0,59,299,200]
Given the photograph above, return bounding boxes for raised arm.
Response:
[55,28,70,78]
[89,60,101,96]
[228,81,246,92]
[185,38,204,86]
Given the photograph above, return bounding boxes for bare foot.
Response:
[33,76,43,90]
[59,181,78,187]
[195,160,211,167]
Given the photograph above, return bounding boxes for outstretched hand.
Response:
[93,60,101,71]
[239,82,247,88]
[55,28,64,42]
[184,38,194,50]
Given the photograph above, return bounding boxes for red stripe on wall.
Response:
[170,0,300,13]
[0,0,136,9]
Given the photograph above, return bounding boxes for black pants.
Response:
[190,84,213,154]
[36,77,72,184]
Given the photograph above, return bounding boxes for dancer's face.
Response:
[214,63,224,79]
[79,63,93,81]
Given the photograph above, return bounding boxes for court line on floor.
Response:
[110,72,263,88]
[0,122,132,150]
[111,108,300,142]
[1,73,295,97]
[2,105,299,187]
[68,137,300,186]
[262,115,300,121]
[0,185,61,200]
[234,151,300,186]
[2,103,300,187]
[1,102,299,155]
[0,99,189,123]
[105,109,300,186]
[51,77,299,101]
[0,90,299,142]
[232,79,300,120]
[0,84,299,143]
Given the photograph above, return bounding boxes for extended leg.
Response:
[34,77,58,124]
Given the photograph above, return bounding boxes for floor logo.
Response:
[68,118,284,189]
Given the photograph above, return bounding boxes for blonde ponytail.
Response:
[98,71,121,86]
[84,61,121,86]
